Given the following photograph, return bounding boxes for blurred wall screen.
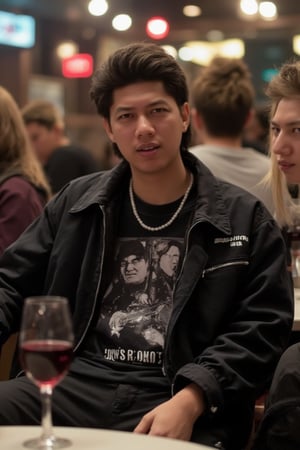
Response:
[0,11,35,48]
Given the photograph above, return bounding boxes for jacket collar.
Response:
[70,152,231,235]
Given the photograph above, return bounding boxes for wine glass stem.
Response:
[40,385,55,443]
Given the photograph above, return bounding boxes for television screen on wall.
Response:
[0,11,35,48]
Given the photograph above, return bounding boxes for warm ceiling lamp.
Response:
[259,1,277,20]
[183,5,202,17]
[88,0,108,16]
[239,0,277,20]
[56,41,78,59]
[240,0,258,16]
[179,39,245,66]
[112,14,132,31]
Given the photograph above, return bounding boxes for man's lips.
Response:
[278,160,294,170]
[136,144,159,152]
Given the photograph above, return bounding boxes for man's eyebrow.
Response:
[271,119,300,127]
[114,99,169,114]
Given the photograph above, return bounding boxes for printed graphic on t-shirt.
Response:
[98,238,184,367]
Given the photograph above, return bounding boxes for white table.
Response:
[293,288,300,331]
[0,426,214,450]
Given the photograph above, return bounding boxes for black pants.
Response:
[252,343,300,450]
[0,372,250,450]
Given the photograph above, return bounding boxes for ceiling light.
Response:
[183,5,202,17]
[112,14,132,31]
[240,0,258,16]
[56,41,78,59]
[88,0,108,17]
[259,2,277,20]
[218,39,245,58]
[180,39,245,66]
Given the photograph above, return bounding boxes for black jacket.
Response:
[0,153,293,449]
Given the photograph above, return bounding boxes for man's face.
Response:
[120,254,149,285]
[25,122,60,166]
[103,81,190,179]
[271,97,300,184]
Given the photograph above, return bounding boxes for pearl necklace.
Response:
[129,173,194,232]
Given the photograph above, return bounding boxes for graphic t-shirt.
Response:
[98,237,184,367]
[72,183,195,386]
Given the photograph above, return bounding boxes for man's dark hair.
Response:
[90,42,191,153]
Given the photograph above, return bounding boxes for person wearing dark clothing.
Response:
[21,100,99,193]
[44,144,98,193]
[0,43,293,450]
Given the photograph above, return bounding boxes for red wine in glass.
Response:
[19,296,74,449]
[20,340,73,388]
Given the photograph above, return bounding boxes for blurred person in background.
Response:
[0,86,51,256]
[190,56,274,215]
[242,105,270,155]
[252,58,300,450]
[22,100,99,193]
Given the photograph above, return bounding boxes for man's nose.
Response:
[135,115,154,136]
[272,132,292,156]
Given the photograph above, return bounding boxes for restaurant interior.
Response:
[1,0,300,164]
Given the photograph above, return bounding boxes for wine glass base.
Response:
[23,435,72,449]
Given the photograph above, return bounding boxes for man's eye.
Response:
[271,126,279,136]
[152,107,166,113]
[118,113,132,120]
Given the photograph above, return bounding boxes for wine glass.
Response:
[19,296,74,449]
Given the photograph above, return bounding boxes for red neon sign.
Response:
[62,53,93,78]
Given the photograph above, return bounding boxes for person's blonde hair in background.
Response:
[0,86,51,255]
[266,59,300,227]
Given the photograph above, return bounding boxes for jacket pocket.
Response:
[202,260,249,278]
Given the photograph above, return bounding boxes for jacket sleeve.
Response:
[173,214,294,417]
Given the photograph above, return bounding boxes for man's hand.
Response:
[134,383,205,440]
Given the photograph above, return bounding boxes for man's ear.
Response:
[181,102,190,132]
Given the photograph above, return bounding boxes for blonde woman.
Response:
[0,86,51,255]
[266,59,300,227]
[252,59,300,450]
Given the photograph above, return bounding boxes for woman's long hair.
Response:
[0,86,51,200]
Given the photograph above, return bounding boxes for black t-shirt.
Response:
[71,183,196,387]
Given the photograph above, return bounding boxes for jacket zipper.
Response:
[163,219,202,380]
[73,204,106,352]
[202,260,249,278]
